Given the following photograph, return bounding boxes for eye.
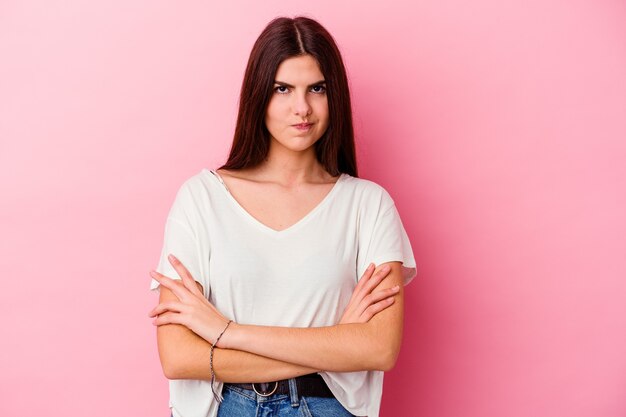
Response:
[274,85,290,94]
[310,85,326,94]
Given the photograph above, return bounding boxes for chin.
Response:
[271,134,322,153]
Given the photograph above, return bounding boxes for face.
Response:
[265,54,329,156]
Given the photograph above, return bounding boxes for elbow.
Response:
[370,334,401,371]
[160,351,184,379]
[156,322,211,380]
[161,360,182,380]
[161,355,198,380]
[375,348,400,372]
[157,328,190,380]
[360,323,403,371]
[162,366,176,380]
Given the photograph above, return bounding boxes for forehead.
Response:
[274,55,324,83]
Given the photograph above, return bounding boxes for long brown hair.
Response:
[220,16,357,177]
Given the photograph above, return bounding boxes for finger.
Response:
[345,263,376,308]
[150,270,190,301]
[366,285,401,305]
[152,311,185,326]
[353,285,400,318]
[361,297,396,322]
[355,263,376,291]
[168,254,204,298]
[354,264,391,303]
[148,300,186,317]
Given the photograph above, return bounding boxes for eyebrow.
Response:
[273,80,326,88]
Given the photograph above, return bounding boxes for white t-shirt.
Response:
[150,169,417,417]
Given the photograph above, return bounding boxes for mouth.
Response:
[292,123,313,130]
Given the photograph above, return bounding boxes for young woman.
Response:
[149,16,416,417]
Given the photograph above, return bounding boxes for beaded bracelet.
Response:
[210,319,233,403]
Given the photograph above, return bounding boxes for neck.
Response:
[255,142,329,185]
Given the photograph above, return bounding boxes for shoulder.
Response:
[338,174,396,211]
[176,169,219,197]
[167,169,224,213]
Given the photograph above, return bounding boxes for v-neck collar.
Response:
[204,169,346,237]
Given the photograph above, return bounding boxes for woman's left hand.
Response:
[148,254,231,346]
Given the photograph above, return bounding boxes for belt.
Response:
[224,373,334,398]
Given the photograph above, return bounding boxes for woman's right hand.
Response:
[339,263,400,324]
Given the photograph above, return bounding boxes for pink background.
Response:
[1,1,625,416]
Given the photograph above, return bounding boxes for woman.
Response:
[149,16,416,417]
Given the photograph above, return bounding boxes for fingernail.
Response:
[392,285,400,290]
[168,254,177,262]
[150,270,159,279]
[368,263,375,270]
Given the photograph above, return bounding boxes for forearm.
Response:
[220,263,405,372]
[222,322,393,372]
[216,348,319,382]
[153,261,404,377]
[156,283,318,382]
[157,323,318,382]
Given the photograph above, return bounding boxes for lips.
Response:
[292,123,313,130]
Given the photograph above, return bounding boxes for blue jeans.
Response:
[216,378,357,417]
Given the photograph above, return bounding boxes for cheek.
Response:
[316,101,330,126]
[310,94,327,112]
[266,100,288,123]
[264,103,280,129]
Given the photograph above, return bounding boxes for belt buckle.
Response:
[252,381,278,397]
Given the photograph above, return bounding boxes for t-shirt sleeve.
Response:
[150,181,207,296]
[357,188,417,286]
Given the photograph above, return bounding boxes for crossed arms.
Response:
[149,255,405,382]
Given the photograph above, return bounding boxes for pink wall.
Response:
[1,1,625,416]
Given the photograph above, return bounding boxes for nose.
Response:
[293,91,312,117]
